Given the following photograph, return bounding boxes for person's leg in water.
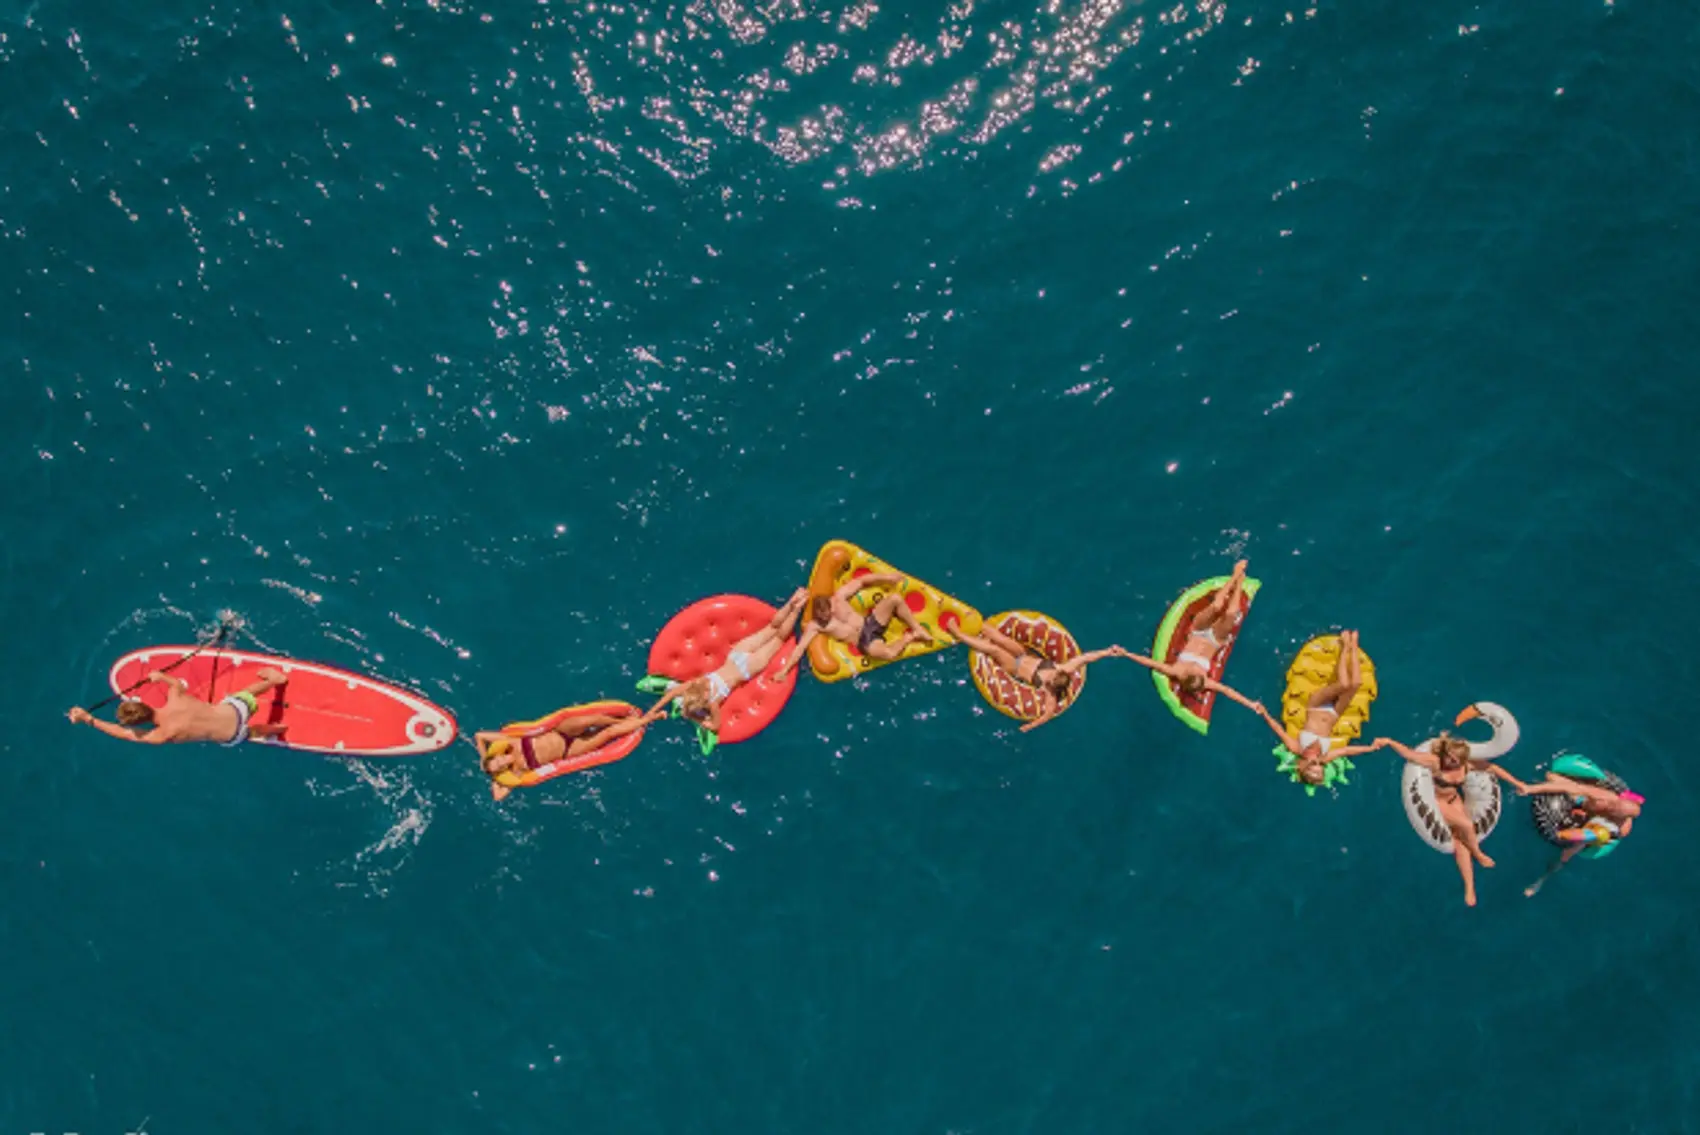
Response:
[1452,838,1479,907]
[948,627,1024,673]
[864,592,930,660]
[1525,845,1583,898]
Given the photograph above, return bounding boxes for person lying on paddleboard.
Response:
[772,574,936,679]
[475,709,665,802]
[1377,733,1531,907]
[67,667,289,747]
[1520,769,1644,897]
[1255,630,1385,785]
[648,589,807,733]
[947,624,1121,732]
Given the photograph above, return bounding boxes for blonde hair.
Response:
[1435,734,1470,765]
[481,738,514,776]
[677,680,712,717]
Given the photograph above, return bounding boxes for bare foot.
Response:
[1231,559,1248,580]
[1465,891,1477,907]
[1474,851,1495,869]
[1523,886,1539,898]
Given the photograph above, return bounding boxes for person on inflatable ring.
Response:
[950,624,1122,732]
[647,588,807,733]
[1380,732,1532,907]
[1520,770,1644,897]
[772,575,936,681]
[1255,630,1386,786]
[475,709,662,802]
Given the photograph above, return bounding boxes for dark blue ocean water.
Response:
[5,0,1700,1131]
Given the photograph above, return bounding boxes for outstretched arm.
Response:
[1330,739,1391,761]
[1482,763,1532,794]
[1019,693,1058,733]
[148,669,189,694]
[1519,781,1574,797]
[1205,681,1260,712]
[1114,648,1177,677]
[68,707,158,744]
[1059,647,1120,675]
[644,684,685,718]
[837,572,901,600]
[1255,704,1297,749]
[1375,739,1437,769]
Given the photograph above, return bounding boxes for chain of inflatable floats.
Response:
[103,539,1634,867]
[484,540,1634,867]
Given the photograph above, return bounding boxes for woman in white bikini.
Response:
[1121,559,1258,710]
[645,589,807,734]
[1255,630,1386,785]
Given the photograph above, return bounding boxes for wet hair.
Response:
[809,595,833,626]
[117,701,154,727]
[1178,672,1206,696]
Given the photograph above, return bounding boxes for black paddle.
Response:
[84,619,235,712]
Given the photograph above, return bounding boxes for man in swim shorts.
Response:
[68,667,290,746]
[1255,630,1385,785]
[772,572,936,680]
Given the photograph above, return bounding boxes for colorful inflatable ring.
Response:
[488,700,647,788]
[639,594,799,754]
[804,540,982,683]
[1149,575,1260,734]
[1402,702,1518,853]
[1274,634,1378,795]
[968,610,1084,722]
[1530,754,1630,861]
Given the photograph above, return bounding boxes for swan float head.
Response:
[1452,701,1519,761]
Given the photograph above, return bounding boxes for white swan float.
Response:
[1401,701,1519,853]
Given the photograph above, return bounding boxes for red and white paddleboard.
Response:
[108,646,457,757]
